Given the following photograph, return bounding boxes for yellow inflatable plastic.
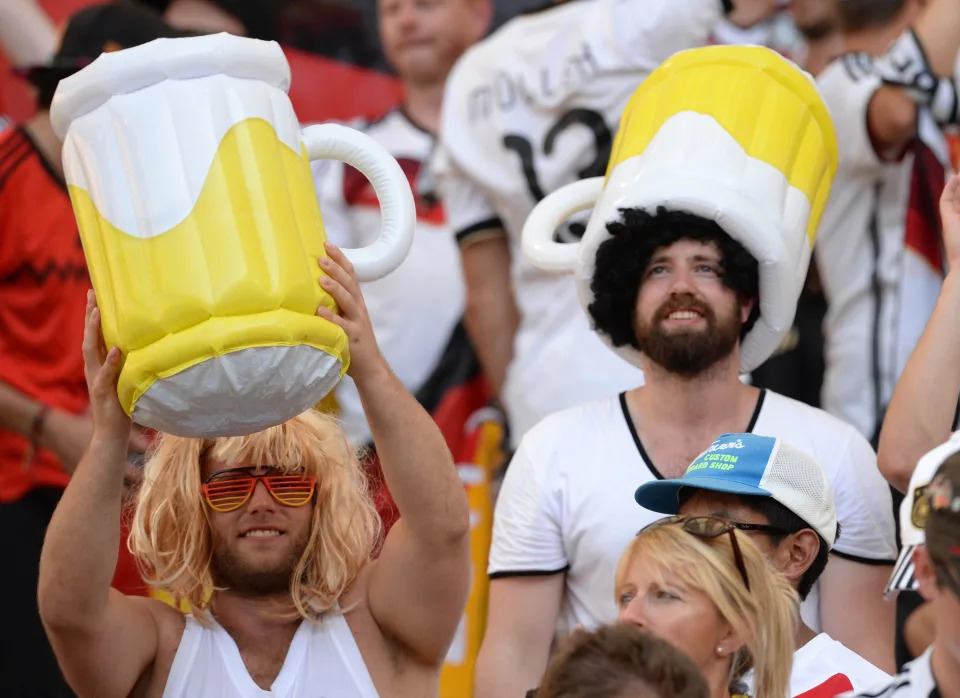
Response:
[50,33,415,437]
[522,45,838,373]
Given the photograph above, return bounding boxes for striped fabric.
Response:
[843,647,940,697]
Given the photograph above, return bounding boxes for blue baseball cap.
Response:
[634,433,837,546]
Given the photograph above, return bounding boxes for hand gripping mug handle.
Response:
[301,123,416,281]
[521,177,604,272]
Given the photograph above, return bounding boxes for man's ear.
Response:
[914,546,940,602]
[777,529,820,588]
[739,295,757,325]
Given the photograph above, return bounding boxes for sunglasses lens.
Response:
[683,517,727,538]
[203,478,255,512]
[264,475,316,507]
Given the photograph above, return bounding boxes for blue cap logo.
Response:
[635,433,779,514]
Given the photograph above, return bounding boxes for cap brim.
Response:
[635,477,773,514]
[885,545,919,598]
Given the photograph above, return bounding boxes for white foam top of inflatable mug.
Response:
[50,33,291,140]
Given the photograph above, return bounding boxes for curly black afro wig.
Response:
[587,206,760,351]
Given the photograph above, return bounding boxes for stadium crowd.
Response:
[2,0,960,697]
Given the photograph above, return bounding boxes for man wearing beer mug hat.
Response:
[36,31,470,698]
[478,45,899,690]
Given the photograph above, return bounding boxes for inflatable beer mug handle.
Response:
[521,177,605,272]
[302,123,416,281]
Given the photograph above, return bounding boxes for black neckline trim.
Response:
[745,388,766,432]
[18,125,67,193]
[619,392,665,481]
[620,388,768,478]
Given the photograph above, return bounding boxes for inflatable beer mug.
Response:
[522,45,838,373]
[50,33,415,437]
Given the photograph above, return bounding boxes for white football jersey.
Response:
[434,0,729,442]
[489,390,897,635]
[840,647,938,698]
[745,633,890,697]
[815,54,952,440]
[314,110,465,446]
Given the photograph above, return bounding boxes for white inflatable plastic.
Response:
[51,33,416,437]
[522,46,838,373]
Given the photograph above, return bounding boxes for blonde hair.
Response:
[615,522,797,698]
[129,409,382,623]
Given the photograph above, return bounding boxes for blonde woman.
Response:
[37,245,472,697]
[615,516,797,698]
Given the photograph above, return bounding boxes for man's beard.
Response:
[210,528,310,596]
[635,293,742,377]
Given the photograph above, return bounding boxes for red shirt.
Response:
[0,122,90,502]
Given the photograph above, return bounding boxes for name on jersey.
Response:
[467,42,599,123]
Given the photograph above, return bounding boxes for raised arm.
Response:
[865,0,960,159]
[0,0,56,67]
[37,293,174,698]
[878,174,960,492]
[316,242,471,664]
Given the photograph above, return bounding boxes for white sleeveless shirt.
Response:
[162,613,379,697]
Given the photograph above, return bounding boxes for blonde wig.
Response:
[615,521,797,698]
[129,409,382,624]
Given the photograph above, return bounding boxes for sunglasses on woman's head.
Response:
[201,465,316,513]
[643,515,760,591]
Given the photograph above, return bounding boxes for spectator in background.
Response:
[789,0,843,75]
[878,173,960,492]
[636,434,891,696]
[0,5,183,696]
[137,0,279,39]
[876,173,960,668]
[532,624,710,698]
[614,515,797,698]
[476,205,897,696]
[433,0,781,450]
[845,455,960,697]
[882,435,960,668]
[0,0,56,68]
[313,0,492,531]
[815,0,960,444]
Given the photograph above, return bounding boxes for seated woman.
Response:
[615,516,797,698]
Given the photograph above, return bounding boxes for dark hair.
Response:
[837,0,909,33]
[678,490,839,601]
[588,207,759,352]
[533,624,709,698]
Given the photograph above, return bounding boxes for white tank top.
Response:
[162,612,379,697]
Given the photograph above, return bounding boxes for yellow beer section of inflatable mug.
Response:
[69,118,349,414]
[608,46,838,247]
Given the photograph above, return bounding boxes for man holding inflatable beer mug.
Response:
[36,28,470,698]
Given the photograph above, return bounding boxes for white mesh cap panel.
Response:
[757,441,838,546]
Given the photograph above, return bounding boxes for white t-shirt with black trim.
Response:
[744,633,890,697]
[815,54,952,440]
[434,0,729,443]
[841,646,939,697]
[489,389,897,634]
